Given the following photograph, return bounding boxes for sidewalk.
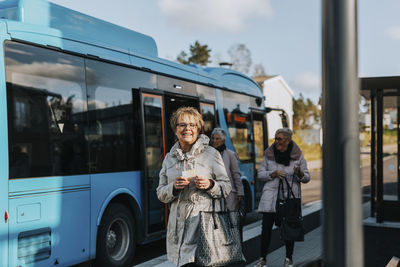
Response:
[307,159,321,171]
[135,201,322,267]
[246,201,371,267]
[246,227,322,267]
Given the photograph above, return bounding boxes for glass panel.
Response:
[200,102,215,138]
[382,95,398,200]
[222,91,253,162]
[143,94,165,233]
[197,85,216,102]
[253,113,265,170]
[5,41,88,178]
[253,113,265,208]
[157,75,196,96]
[360,95,371,194]
[85,59,142,173]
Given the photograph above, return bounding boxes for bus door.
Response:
[200,101,217,138]
[164,94,200,152]
[140,92,166,235]
[251,110,267,208]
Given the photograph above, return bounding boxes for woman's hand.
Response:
[271,170,286,179]
[174,176,190,190]
[195,176,214,190]
[294,166,304,180]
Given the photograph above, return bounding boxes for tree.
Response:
[293,94,307,130]
[253,63,266,77]
[293,94,321,130]
[176,41,211,66]
[177,51,189,65]
[228,44,252,74]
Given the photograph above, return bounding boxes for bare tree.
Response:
[253,63,266,77]
[228,44,252,74]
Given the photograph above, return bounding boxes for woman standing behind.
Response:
[210,128,244,212]
[254,128,310,267]
[157,107,231,267]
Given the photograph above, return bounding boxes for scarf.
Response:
[273,141,293,166]
[215,143,226,154]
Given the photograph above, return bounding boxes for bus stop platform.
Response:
[136,200,388,267]
[246,226,322,267]
[135,201,322,267]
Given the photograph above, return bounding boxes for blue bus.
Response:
[0,0,268,266]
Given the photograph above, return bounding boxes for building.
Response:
[254,75,294,139]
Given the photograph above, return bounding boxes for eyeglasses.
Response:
[275,137,286,142]
[177,123,197,129]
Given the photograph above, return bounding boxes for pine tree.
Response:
[176,41,211,66]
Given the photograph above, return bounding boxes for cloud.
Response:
[385,26,400,40]
[292,72,321,91]
[291,72,321,100]
[157,0,274,33]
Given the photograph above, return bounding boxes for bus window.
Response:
[197,85,216,102]
[85,60,147,173]
[5,41,88,178]
[200,102,216,138]
[222,91,254,162]
[158,75,197,96]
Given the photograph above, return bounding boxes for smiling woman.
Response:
[157,106,232,267]
[170,107,203,153]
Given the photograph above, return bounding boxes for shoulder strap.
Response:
[283,176,296,199]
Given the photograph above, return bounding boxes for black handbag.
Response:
[275,177,304,242]
[238,197,247,218]
[195,187,245,266]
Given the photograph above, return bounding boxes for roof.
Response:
[252,75,278,84]
[205,67,262,97]
[0,0,158,57]
[257,75,294,97]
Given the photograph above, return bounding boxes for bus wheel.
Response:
[95,203,135,267]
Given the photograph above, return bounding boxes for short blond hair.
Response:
[170,106,204,133]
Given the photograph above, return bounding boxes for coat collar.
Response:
[265,140,302,161]
[170,134,210,161]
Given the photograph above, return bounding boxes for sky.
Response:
[47,0,400,103]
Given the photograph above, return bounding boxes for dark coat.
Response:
[221,148,244,211]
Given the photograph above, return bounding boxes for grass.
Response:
[269,135,322,162]
[267,129,399,164]
[292,135,322,162]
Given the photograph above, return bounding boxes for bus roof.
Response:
[0,0,158,57]
[0,0,262,97]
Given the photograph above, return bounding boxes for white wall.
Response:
[263,76,294,139]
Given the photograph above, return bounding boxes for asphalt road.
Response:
[302,154,397,205]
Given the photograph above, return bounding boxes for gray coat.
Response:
[221,149,244,211]
[257,141,310,213]
[157,134,231,267]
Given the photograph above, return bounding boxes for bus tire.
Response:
[95,203,136,267]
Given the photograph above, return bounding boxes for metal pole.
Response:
[376,89,383,222]
[370,91,376,217]
[322,0,364,266]
[397,95,400,200]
